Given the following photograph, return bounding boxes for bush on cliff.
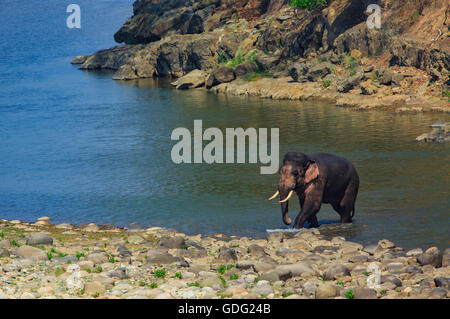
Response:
[289,0,328,11]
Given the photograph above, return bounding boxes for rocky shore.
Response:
[0,217,448,299]
[72,0,450,113]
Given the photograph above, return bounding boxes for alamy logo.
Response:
[66,4,81,29]
[171,120,279,174]
[367,4,381,29]
[366,263,381,289]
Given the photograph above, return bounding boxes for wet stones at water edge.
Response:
[416,122,450,143]
[0,218,448,299]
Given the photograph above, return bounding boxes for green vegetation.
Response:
[336,281,344,286]
[188,282,200,287]
[47,253,53,260]
[84,268,92,273]
[218,265,227,274]
[442,89,450,102]
[218,275,227,288]
[345,289,354,299]
[149,282,158,289]
[154,268,166,278]
[10,240,20,247]
[323,79,331,88]
[0,232,4,238]
[55,267,65,276]
[95,266,103,273]
[289,0,328,11]
[108,257,115,263]
[92,292,100,298]
[229,274,239,280]
[75,252,85,260]
[174,272,182,279]
[219,49,259,68]
[380,290,386,296]
[283,292,294,298]
[244,69,273,82]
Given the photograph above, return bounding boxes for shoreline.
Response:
[0,217,448,299]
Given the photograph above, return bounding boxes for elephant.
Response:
[268,152,359,228]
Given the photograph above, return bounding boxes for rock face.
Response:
[15,246,47,262]
[26,233,53,246]
[171,69,207,89]
[206,66,236,89]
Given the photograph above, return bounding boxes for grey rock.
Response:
[234,62,259,77]
[108,267,129,279]
[316,283,339,299]
[289,63,308,82]
[52,255,78,264]
[417,249,443,268]
[433,277,449,289]
[404,265,423,274]
[171,69,207,89]
[427,288,448,299]
[247,244,266,256]
[276,262,315,277]
[381,275,402,287]
[158,236,186,249]
[146,249,180,264]
[406,248,423,257]
[87,252,109,265]
[217,246,237,262]
[337,71,365,93]
[205,66,236,89]
[15,245,47,261]
[307,62,330,81]
[323,264,351,280]
[0,248,9,258]
[353,287,377,299]
[442,248,450,267]
[26,233,53,246]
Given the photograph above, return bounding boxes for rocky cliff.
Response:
[73,0,450,111]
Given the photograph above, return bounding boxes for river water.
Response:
[0,0,448,250]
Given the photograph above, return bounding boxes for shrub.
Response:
[154,268,166,278]
[290,0,328,11]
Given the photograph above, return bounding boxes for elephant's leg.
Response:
[307,215,319,228]
[339,181,359,223]
[293,186,322,229]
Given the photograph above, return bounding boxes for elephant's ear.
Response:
[305,161,319,183]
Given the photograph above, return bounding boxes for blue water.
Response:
[0,0,449,250]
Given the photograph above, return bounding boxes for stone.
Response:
[108,267,129,279]
[26,233,53,246]
[37,216,51,222]
[71,55,89,64]
[360,81,378,95]
[353,287,377,299]
[85,281,106,295]
[55,223,74,230]
[323,264,351,280]
[379,70,393,85]
[417,248,443,268]
[443,248,450,267]
[404,265,423,274]
[127,235,145,244]
[217,246,237,262]
[205,66,236,89]
[247,244,266,256]
[307,62,330,82]
[146,249,179,264]
[406,248,423,257]
[37,286,54,296]
[0,248,9,258]
[84,223,100,232]
[15,245,47,261]
[363,243,378,255]
[288,63,308,82]
[315,283,339,299]
[171,69,207,89]
[78,260,95,269]
[433,277,449,289]
[427,288,448,299]
[158,236,186,249]
[251,281,273,296]
[234,62,259,77]
[378,239,395,249]
[381,275,402,287]
[275,262,315,277]
[87,252,109,265]
[337,71,365,93]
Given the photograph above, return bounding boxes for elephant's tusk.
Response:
[268,190,279,201]
[279,190,294,203]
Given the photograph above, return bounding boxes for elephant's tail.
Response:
[351,206,356,218]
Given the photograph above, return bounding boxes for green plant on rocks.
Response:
[47,253,53,260]
[150,282,158,289]
[154,268,166,278]
[345,289,354,299]
[108,257,115,263]
[10,240,20,247]
[76,252,85,260]
[95,266,103,273]
[188,282,200,287]
[218,275,227,288]
[289,0,328,11]
[229,274,239,280]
